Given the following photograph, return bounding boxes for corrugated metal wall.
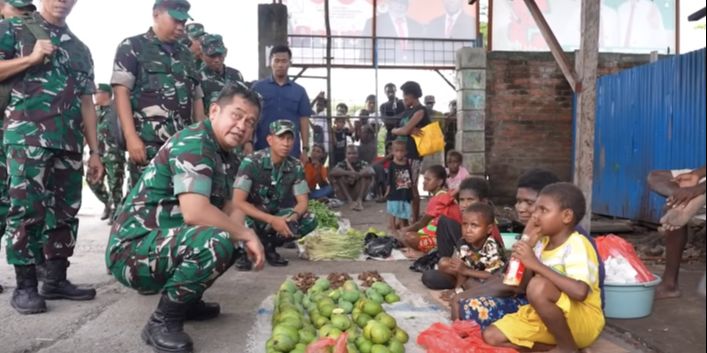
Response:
[593,48,706,223]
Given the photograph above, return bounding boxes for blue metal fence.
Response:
[592,48,706,223]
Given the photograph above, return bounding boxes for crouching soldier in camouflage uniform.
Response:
[0,0,104,314]
[87,84,125,224]
[107,85,265,353]
[112,0,205,190]
[234,120,317,267]
[199,34,244,109]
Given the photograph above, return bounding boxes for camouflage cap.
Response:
[7,0,36,9]
[97,84,112,94]
[154,0,192,21]
[201,34,227,56]
[186,23,205,39]
[269,120,297,136]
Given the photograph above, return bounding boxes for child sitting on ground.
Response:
[332,116,352,166]
[397,165,462,254]
[438,203,506,292]
[483,182,604,353]
[385,140,414,232]
[422,176,506,290]
[446,150,470,191]
[305,144,334,201]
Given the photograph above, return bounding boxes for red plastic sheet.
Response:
[306,333,348,353]
[596,234,656,283]
[417,320,518,353]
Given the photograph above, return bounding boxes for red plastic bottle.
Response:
[503,234,531,286]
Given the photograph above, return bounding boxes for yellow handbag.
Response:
[412,122,445,157]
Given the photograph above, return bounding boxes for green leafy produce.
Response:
[299,228,366,261]
[309,200,340,229]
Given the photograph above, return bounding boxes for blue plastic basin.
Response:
[604,275,662,319]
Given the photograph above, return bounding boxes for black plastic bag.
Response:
[409,250,440,273]
[364,233,399,258]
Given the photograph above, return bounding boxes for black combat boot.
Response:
[185,298,220,321]
[100,204,112,221]
[233,247,253,271]
[265,242,288,267]
[141,295,194,353]
[11,265,47,315]
[39,258,96,300]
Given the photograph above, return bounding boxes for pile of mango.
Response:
[267,276,408,353]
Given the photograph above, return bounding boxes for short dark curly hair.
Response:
[539,182,586,226]
[517,169,560,193]
[400,81,422,99]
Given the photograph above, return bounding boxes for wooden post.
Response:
[523,0,579,92]
[574,0,600,232]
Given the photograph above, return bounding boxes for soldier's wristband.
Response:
[89,150,101,157]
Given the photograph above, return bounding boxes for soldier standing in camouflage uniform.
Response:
[234,120,318,267]
[185,22,205,68]
[107,85,265,353]
[87,84,125,224]
[199,34,244,109]
[0,0,37,295]
[0,0,104,314]
[112,0,205,189]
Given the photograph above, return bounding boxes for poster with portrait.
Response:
[490,0,677,54]
[274,0,479,66]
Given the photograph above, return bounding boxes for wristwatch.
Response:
[89,149,102,157]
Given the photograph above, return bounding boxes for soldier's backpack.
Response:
[0,15,50,116]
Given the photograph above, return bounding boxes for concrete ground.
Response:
[0,189,704,353]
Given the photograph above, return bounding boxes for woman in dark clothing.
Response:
[392,81,431,222]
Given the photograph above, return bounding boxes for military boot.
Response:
[141,295,193,353]
[185,299,220,321]
[11,265,47,315]
[265,242,288,267]
[100,204,112,221]
[39,258,96,300]
[233,246,252,271]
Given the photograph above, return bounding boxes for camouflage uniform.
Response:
[0,12,95,265]
[106,120,237,303]
[235,143,317,247]
[199,34,244,108]
[111,28,202,189]
[87,90,125,212]
[185,23,205,69]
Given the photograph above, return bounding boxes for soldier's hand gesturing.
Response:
[87,154,105,184]
[126,135,148,165]
[29,40,56,66]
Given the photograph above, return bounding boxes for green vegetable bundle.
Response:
[299,228,365,261]
[308,200,339,230]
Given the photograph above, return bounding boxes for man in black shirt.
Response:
[379,83,405,144]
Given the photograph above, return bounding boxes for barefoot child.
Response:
[385,140,414,232]
[483,182,604,352]
[438,203,506,292]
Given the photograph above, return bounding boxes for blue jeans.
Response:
[310,185,334,200]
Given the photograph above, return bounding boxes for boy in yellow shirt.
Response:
[483,182,604,353]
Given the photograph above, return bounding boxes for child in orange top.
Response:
[483,182,604,352]
[304,144,333,200]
